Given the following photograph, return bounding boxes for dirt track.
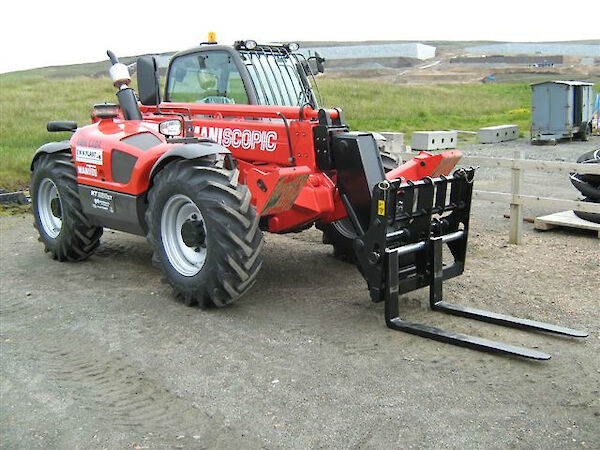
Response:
[1,139,599,449]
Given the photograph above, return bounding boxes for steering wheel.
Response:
[197,96,235,104]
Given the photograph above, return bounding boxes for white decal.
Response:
[76,146,103,165]
[195,126,277,152]
[77,164,98,177]
[90,189,114,213]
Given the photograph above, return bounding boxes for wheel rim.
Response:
[37,178,62,239]
[161,194,207,277]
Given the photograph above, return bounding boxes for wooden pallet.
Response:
[534,210,600,238]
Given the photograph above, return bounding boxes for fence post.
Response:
[509,149,524,244]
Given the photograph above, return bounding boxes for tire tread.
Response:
[146,159,264,308]
[31,153,102,262]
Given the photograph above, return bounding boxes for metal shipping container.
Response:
[530,80,594,141]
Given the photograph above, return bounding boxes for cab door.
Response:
[165,49,254,105]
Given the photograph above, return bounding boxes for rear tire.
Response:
[145,159,264,308]
[31,153,103,261]
[319,152,399,262]
[320,218,358,263]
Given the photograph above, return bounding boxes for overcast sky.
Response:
[1,0,598,73]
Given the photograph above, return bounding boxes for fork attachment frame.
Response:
[353,168,587,360]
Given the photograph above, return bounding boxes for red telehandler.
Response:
[30,39,586,359]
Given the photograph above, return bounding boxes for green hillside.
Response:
[0,63,537,191]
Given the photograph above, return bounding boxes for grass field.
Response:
[318,78,531,133]
[1,71,537,191]
[0,74,117,190]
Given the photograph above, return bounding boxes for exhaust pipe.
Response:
[107,50,142,121]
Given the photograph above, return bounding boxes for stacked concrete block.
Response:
[478,125,519,143]
[411,131,457,151]
[380,132,405,154]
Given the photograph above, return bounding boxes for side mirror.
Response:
[314,52,325,74]
[307,52,325,75]
[137,56,161,106]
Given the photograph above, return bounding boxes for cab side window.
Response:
[166,52,249,105]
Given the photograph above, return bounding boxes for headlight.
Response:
[245,40,258,50]
[159,119,182,137]
[287,42,300,52]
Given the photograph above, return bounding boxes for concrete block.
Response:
[0,191,29,205]
[478,125,519,143]
[411,131,457,151]
[380,132,405,154]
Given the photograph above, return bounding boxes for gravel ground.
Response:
[1,137,599,449]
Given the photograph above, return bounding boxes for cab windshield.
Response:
[240,49,316,107]
[165,48,318,107]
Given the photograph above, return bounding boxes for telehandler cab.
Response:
[31,39,586,359]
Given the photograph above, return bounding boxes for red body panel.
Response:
[386,150,463,182]
[73,103,461,233]
[72,120,169,195]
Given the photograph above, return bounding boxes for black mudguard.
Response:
[31,141,72,170]
[149,141,231,183]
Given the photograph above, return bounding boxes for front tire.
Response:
[146,159,264,308]
[31,153,103,261]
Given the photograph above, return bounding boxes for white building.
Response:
[465,43,600,57]
[301,43,436,61]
